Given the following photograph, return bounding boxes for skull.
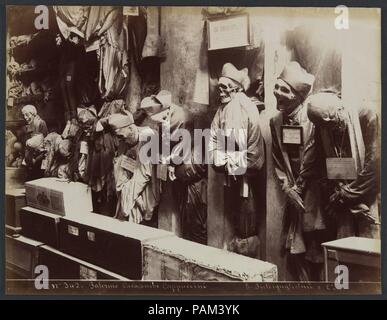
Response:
[218,77,241,104]
[273,79,299,114]
[307,92,347,132]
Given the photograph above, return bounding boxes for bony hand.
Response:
[329,185,345,205]
[213,150,228,168]
[55,34,62,46]
[225,160,238,181]
[326,188,344,216]
[285,185,305,214]
[167,165,176,181]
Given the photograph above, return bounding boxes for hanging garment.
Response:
[53,6,90,39]
[84,6,120,42]
[86,100,125,215]
[127,8,147,72]
[58,38,85,121]
[142,7,162,59]
[76,51,100,106]
[175,149,208,245]
[54,6,127,102]
[95,9,129,100]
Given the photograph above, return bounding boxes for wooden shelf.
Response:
[7,93,44,107]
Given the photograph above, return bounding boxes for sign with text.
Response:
[207,15,250,50]
[281,125,303,145]
[123,6,139,16]
[326,157,357,180]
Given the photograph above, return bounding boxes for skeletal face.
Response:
[218,77,241,104]
[22,111,35,124]
[316,105,348,132]
[115,125,139,147]
[273,79,300,114]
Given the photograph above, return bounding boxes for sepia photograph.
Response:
[3,4,382,296]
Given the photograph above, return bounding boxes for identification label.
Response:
[281,125,303,145]
[121,155,136,173]
[80,141,88,155]
[80,265,97,280]
[87,231,95,242]
[68,225,79,236]
[157,164,168,181]
[326,157,357,180]
[41,158,48,170]
[123,6,139,16]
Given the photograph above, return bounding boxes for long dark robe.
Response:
[307,106,380,239]
[270,104,328,281]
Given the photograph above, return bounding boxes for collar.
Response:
[284,103,304,125]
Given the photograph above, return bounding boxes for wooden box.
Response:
[5,188,26,228]
[25,177,93,216]
[59,213,175,280]
[6,235,43,279]
[143,237,278,281]
[20,206,61,248]
[39,245,131,281]
[322,237,381,283]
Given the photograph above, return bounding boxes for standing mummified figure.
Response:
[139,90,194,233]
[270,62,327,281]
[209,63,265,258]
[22,105,48,180]
[306,92,380,240]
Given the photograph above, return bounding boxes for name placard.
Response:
[123,7,139,16]
[121,155,137,173]
[326,157,357,180]
[157,164,168,182]
[281,125,303,145]
[207,14,250,50]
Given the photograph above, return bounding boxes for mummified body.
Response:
[209,63,265,258]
